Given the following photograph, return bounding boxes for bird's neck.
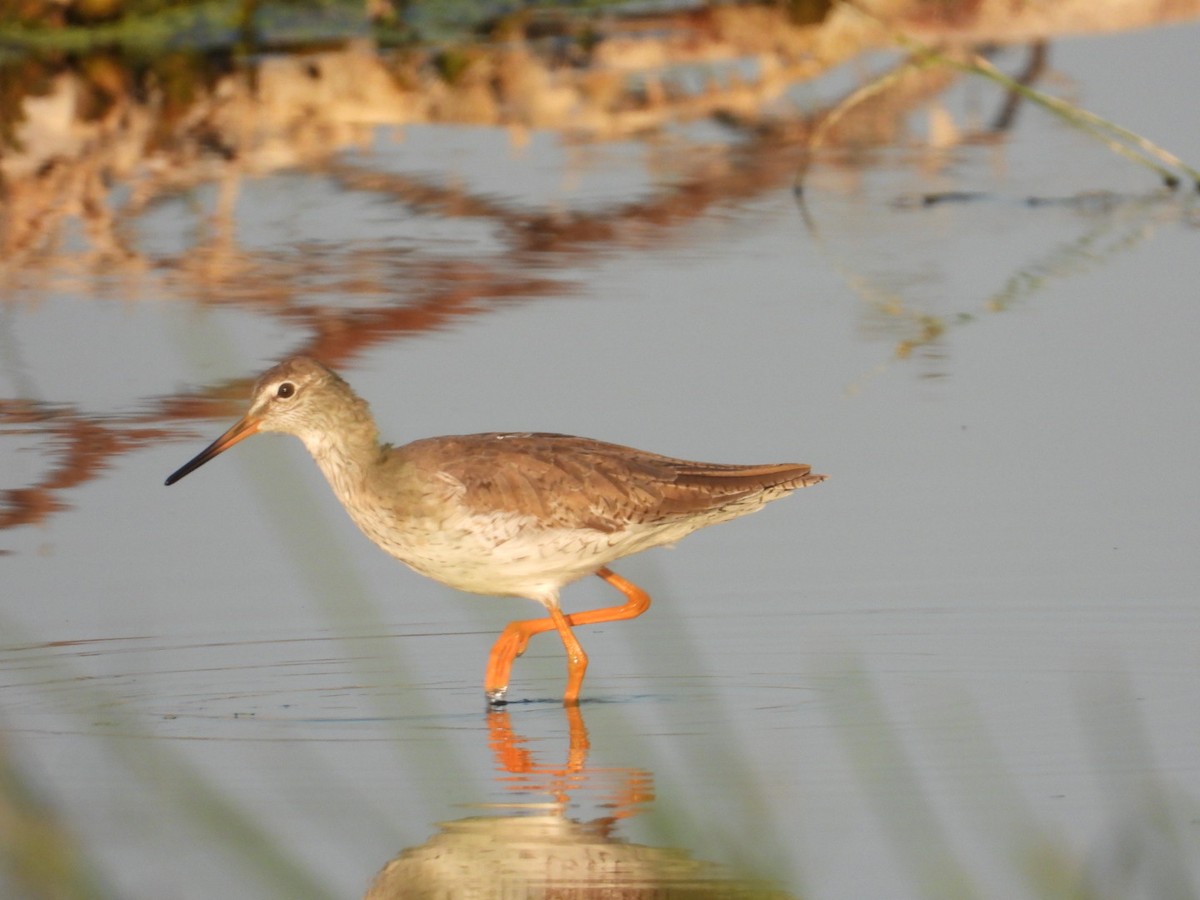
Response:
[299,399,383,504]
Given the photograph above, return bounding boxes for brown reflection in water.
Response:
[0,402,174,532]
[11,1,1152,270]
[366,707,795,899]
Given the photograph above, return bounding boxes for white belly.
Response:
[348,504,669,605]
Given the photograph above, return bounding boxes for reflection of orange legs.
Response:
[486,708,536,775]
[486,705,591,782]
[487,705,650,817]
[484,566,653,705]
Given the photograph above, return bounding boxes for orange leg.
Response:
[485,615,559,704]
[483,566,654,705]
[550,606,588,705]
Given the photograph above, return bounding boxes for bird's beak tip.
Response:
[164,416,260,487]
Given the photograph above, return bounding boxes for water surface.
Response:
[1,17,1199,900]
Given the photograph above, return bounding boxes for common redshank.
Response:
[165,356,826,705]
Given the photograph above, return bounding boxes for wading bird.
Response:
[166,357,825,705]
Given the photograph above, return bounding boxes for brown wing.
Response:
[394,432,824,533]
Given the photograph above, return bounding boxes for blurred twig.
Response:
[799,0,1200,193]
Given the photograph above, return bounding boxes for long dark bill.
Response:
[165,416,259,486]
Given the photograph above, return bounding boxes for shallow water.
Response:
[2,20,1200,900]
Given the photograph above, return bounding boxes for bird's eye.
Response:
[276,382,296,399]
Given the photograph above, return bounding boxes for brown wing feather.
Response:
[652,462,824,518]
[396,433,825,532]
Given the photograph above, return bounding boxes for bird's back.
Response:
[388,432,822,534]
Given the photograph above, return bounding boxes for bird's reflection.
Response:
[365,707,795,899]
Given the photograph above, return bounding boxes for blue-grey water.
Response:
[1,21,1198,900]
